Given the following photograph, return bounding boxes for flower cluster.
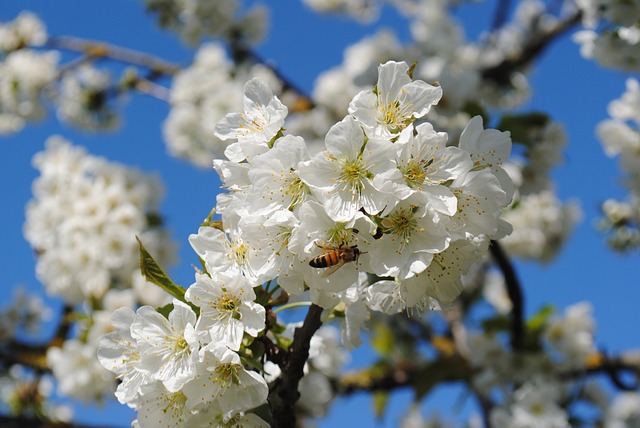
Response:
[206,60,513,315]
[24,136,176,305]
[143,0,267,46]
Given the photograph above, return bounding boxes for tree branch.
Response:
[481,11,582,85]
[489,240,524,351]
[268,304,324,428]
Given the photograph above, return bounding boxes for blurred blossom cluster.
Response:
[597,78,640,251]
[24,136,176,305]
[573,0,640,70]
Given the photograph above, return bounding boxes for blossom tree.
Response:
[1,1,640,427]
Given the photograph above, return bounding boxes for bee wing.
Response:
[320,259,346,278]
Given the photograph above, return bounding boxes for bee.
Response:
[309,242,362,277]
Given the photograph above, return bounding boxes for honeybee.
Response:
[309,242,362,277]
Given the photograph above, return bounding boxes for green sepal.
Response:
[136,236,198,314]
[267,129,285,149]
[156,303,174,319]
[527,305,555,334]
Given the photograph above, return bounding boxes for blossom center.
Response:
[284,173,308,210]
[338,158,369,196]
[214,362,241,389]
[381,206,422,250]
[231,242,249,266]
[401,158,433,189]
[216,293,240,315]
[162,391,187,420]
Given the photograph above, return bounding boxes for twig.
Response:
[489,240,524,351]
[268,304,324,428]
[46,36,181,76]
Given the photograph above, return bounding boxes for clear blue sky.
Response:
[0,1,638,427]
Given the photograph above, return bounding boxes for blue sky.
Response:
[0,1,638,427]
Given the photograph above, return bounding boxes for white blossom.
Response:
[185,272,265,351]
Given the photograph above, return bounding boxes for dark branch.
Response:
[489,240,524,351]
[268,304,324,428]
[481,11,582,86]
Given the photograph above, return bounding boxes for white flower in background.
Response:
[483,270,512,315]
[216,77,288,162]
[298,115,397,222]
[491,379,570,428]
[185,272,265,351]
[183,344,268,421]
[544,302,597,367]
[0,11,47,53]
[501,190,581,262]
[143,0,267,46]
[349,60,442,139]
[608,78,640,123]
[309,326,349,378]
[130,300,200,392]
[297,371,334,418]
[312,30,403,119]
[163,43,244,166]
[47,339,115,402]
[0,49,59,134]
[97,307,148,404]
[605,392,640,428]
[303,0,381,23]
[56,64,120,131]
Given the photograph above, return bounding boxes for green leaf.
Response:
[496,112,550,146]
[527,305,555,333]
[136,236,196,313]
[482,315,511,334]
[372,390,389,420]
[371,322,395,358]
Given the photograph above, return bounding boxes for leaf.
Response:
[482,315,511,334]
[136,236,196,313]
[496,112,550,146]
[527,305,555,333]
[372,391,389,420]
[371,322,395,358]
